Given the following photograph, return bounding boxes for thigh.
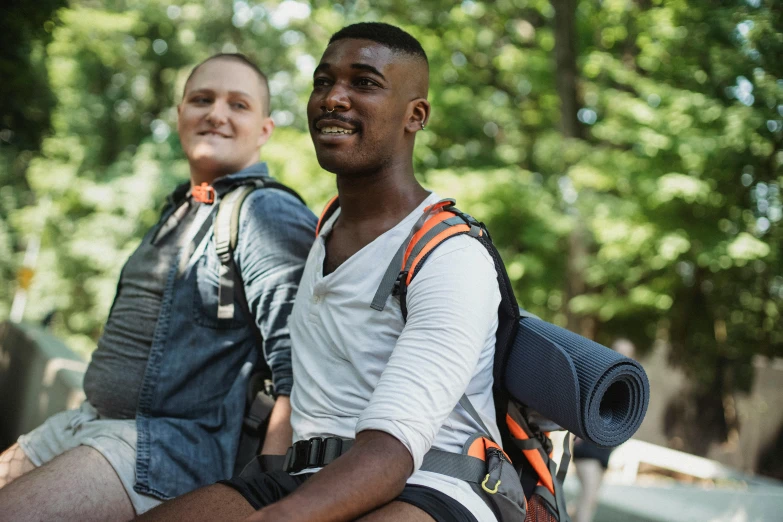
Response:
[357,501,436,522]
[0,442,36,488]
[137,483,256,522]
[358,484,478,522]
[139,469,309,522]
[0,445,134,522]
[575,459,605,494]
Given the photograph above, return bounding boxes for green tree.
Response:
[2,0,780,459]
[0,0,66,317]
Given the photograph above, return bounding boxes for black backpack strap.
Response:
[473,233,520,390]
[213,178,306,475]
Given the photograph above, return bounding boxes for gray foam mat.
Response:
[505,317,650,447]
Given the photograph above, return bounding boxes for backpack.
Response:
[315,196,571,522]
[197,178,307,476]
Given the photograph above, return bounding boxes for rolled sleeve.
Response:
[234,188,316,396]
[355,237,501,471]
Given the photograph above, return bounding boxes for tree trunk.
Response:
[552,0,590,335]
[552,0,583,141]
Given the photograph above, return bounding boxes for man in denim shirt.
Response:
[0,54,316,520]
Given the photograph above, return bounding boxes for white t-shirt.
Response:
[289,193,501,521]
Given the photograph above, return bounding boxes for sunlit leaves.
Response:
[0,0,780,385]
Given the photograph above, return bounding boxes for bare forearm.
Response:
[260,396,293,455]
[244,430,413,522]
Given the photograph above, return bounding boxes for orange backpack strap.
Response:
[370,198,484,316]
[506,401,571,520]
[315,195,340,237]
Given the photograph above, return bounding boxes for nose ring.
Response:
[323,107,334,114]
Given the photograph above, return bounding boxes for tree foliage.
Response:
[2,0,781,454]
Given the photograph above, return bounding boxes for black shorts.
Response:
[220,468,478,522]
[573,440,614,469]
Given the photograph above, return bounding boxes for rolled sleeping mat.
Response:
[504,316,650,448]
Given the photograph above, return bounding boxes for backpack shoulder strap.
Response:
[372,198,483,317]
[506,401,571,520]
[215,178,305,265]
[214,178,305,319]
[372,195,523,384]
[315,195,340,237]
[214,178,305,473]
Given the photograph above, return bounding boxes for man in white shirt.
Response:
[141,22,503,522]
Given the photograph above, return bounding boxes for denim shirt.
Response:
[129,163,316,499]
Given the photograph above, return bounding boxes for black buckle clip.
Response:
[284,437,346,473]
[392,271,409,297]
[287,439,312,473]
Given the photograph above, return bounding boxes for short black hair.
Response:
[329,23,428,64]
[183,53,271,115]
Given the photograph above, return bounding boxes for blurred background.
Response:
[1,0,781,520]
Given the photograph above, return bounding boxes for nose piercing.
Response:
[323,107,334,114]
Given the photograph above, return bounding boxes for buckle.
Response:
[192,182,216,204]
[481,447,504,494]
[289,440,311,473]
[481,474,501,494]
[392,271,408,297]
[307,437,324,468]
[283,437,348,473]
[322,437,344,465]
[423,198,456,214]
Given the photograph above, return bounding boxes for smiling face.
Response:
[307,38,429,176]
[177,58,273,183]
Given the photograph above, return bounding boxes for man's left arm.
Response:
[235,189,316,453]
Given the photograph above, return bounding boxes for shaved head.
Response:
[328,23,429,97]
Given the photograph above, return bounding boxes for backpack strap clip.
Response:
[282,437,354,473]
[392,270,408,297]
[481,447,505,494]
[422,198,456,214]
[192,182,216,204]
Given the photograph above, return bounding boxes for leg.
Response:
[140,468,308,522]
[356,501,436,522]
[138,483,256,522]
[0,445,134,522]
[574,459,605,522]
[0,443,35,488]
[358,484,477,522]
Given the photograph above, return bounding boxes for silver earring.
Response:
[421,122,425,130]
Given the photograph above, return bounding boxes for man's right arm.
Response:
[249,237,501,520]
[245,430,413,522]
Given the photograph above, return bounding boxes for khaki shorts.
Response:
[17,401,162,515]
